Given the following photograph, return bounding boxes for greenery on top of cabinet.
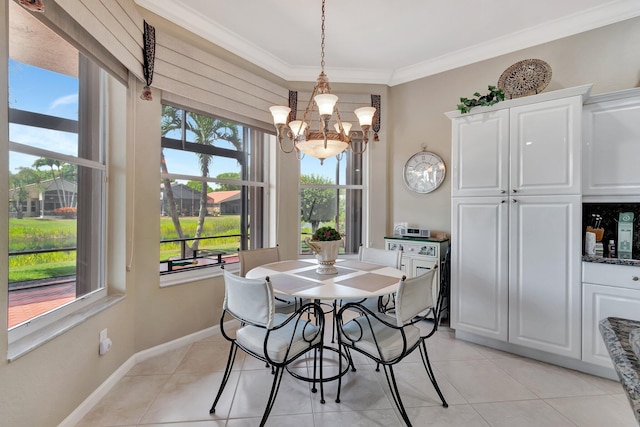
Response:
[457,86,505,114]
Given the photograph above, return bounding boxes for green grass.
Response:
[9,262,76,283]
[9,215,343,282]
[160,216,241,260]
[9,216,244,282]
[9,218,77,283]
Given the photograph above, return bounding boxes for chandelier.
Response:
[269,0,377,164]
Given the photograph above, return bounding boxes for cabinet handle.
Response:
[501,200,506,203]
[633,276,639,281]
[512,189,517,193]
[512,199,517,203]
[501,190,506,194]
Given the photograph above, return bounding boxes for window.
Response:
[7,5,110,338]
[299,146,364,254]
[160,104,270,275]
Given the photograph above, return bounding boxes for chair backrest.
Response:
[223,270,275,328]
[394,268,437,326]
[358,246,402,269]
[239,246,280,277]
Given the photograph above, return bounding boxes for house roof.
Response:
[10,178,77,198]
[207,190,241,204]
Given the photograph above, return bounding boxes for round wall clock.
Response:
[403,150,446,194]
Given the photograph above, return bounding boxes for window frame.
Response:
[298,144,365,255]
[7,57,109,343]
[159,103,272,283]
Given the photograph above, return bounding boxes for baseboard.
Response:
[58,321,234,427]
[455,330,618,380]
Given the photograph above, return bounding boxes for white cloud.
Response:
[49,94,78,111]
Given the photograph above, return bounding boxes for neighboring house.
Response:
[9,178,77,217]
[161,183,213,216]
[207,190,241,215]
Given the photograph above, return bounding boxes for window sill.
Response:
[159,263,239,288]
[8,293,126,362]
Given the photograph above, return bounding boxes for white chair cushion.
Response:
[339,314,420,362]
[237,313,321,363]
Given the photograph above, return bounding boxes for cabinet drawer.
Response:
[582,262,640,289]
[387,241,439,258]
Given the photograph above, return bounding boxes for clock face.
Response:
[403,151,446,194]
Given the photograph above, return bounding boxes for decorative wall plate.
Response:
[498,59,552,99]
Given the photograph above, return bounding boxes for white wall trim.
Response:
[57,320,237,427]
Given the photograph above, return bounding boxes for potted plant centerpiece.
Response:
[305,226,342,275]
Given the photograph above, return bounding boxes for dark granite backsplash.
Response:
[583,203,640,259]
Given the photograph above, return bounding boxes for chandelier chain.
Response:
[320,0,325,71]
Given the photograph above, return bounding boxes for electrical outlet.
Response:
[100,328,108,342]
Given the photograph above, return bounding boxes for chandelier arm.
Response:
[300,84,319,126]
[348,140,369,155]
[276,129,298,154]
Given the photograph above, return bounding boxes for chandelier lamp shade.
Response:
[269,0,378,164]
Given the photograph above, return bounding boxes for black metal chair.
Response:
[210,270,325,426]
[336,268,448,426]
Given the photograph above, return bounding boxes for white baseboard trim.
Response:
[58,321,236,427]
[455,330,618,380]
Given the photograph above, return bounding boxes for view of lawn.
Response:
[9,218,77,283]
[160,215,242,260]
[9,215,340,283]
[9,216,245,283]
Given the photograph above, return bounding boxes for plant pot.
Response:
[305,238,342,275]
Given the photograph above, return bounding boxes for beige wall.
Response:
[1,1,640,424]
[388,16,640,237]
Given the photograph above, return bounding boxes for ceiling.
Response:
[135,0,640,87]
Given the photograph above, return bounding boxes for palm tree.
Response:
[161,106,185,240]
[161,106,241,256]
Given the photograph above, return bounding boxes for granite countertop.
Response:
[582,255,640,267]
[599,317,640,424]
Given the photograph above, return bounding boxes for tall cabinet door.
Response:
[451,110,509,197]
[510,96,582,195]
[451,197,509,341]
[508,195,582,358]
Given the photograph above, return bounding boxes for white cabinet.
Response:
[451,195,582,356]
[583,88,640,195]
[384,238,449,305]
[582,263,640,368]
[451,110,509,197]
[510,97,582,195]
[508,195,582,358]
[448,85,590,359]
[451,197,509,341]
[450,89,585,198]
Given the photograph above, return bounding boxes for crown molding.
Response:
[136,0,640,87]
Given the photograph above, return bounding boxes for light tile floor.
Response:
[76,318,638,427]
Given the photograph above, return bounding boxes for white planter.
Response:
[305,238,342,274]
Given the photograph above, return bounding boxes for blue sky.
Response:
[8,59,78,173]
[8,58,343,184]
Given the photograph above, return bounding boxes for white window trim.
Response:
[159,262,239,288]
